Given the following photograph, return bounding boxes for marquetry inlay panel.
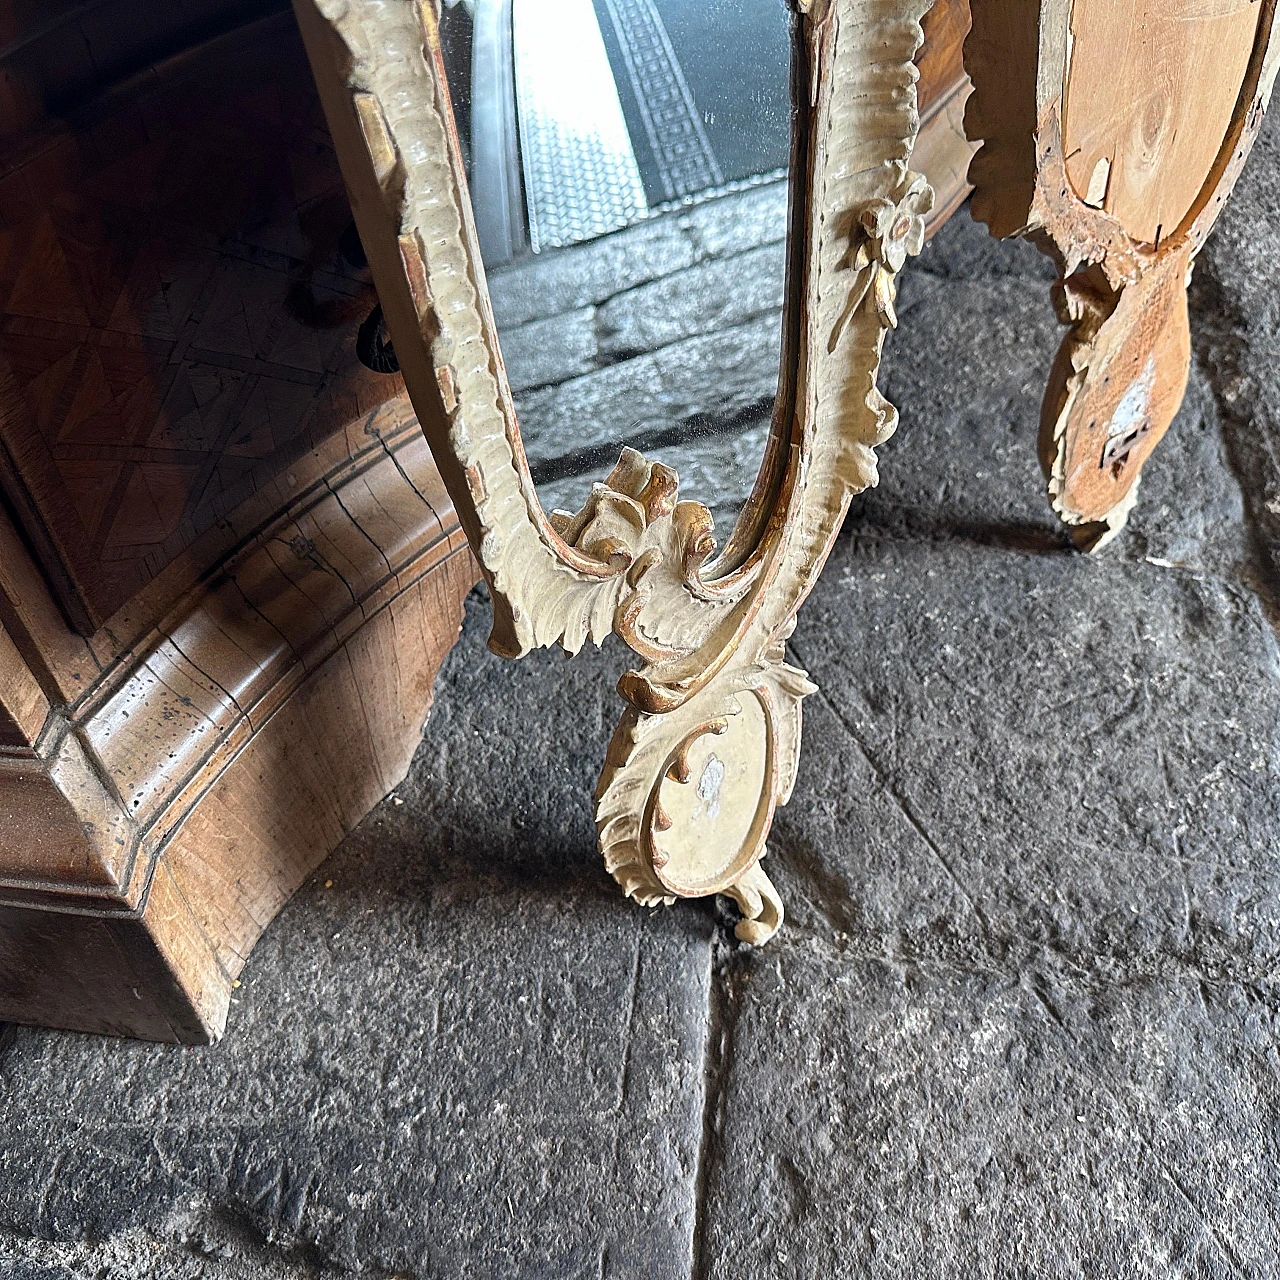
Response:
[0,15,393,630]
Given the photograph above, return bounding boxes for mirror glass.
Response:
[439,0,793,554]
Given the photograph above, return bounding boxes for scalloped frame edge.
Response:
[293,0,938,942]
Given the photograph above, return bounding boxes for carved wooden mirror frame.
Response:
[965,0,1280,549]
[294,0,934,943]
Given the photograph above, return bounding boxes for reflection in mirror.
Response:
[439,0,793,552]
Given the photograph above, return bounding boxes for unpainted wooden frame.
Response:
[965,0,1280,548]
[293,0,939,942]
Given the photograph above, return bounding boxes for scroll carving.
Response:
[294,0,935,942]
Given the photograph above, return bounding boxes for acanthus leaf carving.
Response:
[595,642,815,945]
[294,0,935,945]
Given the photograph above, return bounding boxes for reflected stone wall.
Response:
[488,179,787,538]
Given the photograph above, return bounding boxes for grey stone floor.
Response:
[5,112,1280,1279]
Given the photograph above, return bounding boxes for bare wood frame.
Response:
[965,0,1280,549]
[294,0,938,942]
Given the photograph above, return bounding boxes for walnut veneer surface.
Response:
[0,8,476,1042]
[0,12,394,632]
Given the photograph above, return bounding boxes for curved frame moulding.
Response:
[294,0,938,942]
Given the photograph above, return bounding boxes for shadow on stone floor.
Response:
[6,116,1280,1280]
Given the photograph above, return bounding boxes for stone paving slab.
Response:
[785,538,1280,978]
[491,179,786,536]
[538,417,771,539]
[702,947,1280,1279]
[5,112,1280,1280]
[0,607,710,1280]
[515,313,779,462]
[487,182,787,328]
[499,305,599,393]
[594,242,784,359]
[697,520,1280,1277]
[1191,106,1280,596]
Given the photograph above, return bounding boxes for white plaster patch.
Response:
[1084,154,1111,208]
[697,754,726,820]
[1107,352,1157,440]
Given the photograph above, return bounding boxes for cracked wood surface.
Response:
[964,0,1280,548]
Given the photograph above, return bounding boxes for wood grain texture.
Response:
[1041,248,1192,528]
[918,89,978,237]
[918,0,971,116]
[0,611,48,747]
[0,899,210,1042]
[1062,0,1260,244]
[917,0,977,235]
[0,412,475,1041]
[965,0,1279,546]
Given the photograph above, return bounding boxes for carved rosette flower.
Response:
[850,171,934,328]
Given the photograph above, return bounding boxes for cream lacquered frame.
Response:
[293,0,936,942]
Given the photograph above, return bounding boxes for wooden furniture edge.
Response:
[918,0,976,236]
[919,73,977,239]
[0,412,477,1042]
